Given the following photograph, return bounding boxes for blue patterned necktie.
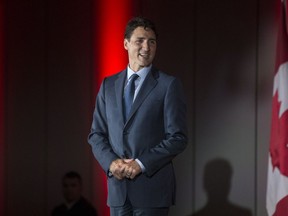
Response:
[123,74,139,121]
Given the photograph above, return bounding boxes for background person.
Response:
[51,171,97,216]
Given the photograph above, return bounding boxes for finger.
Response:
[124,167,132,178]
[118,164,126,174]
[125,173,131,178]
[113,169,125,180]
[112,160,126,175]
[128,170,135,179]
[114,174,124,180]
[129,163,142,179]
[124,170,132,178]
[123,158,134,163]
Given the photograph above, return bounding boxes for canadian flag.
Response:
[266,0,288,215]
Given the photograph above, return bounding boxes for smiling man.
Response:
[88,17,188,216]
[124,25,156,72]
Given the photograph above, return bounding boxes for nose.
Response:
[142,40,150,51]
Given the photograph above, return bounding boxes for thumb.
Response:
[123,158,134,163]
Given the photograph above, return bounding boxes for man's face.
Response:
[62,177,82,203]
[124,26,157,72]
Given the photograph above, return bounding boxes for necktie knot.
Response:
[123,74,139,121]
[128,74,139,86]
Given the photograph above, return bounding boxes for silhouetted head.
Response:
[62,171,82,203]
[204,158,232,201]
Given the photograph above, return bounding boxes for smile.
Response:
[139,53,149,58]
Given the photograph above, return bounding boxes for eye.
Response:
[135,39,143,44]
[149,40,156,45]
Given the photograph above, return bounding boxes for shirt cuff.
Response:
[135,158,146,173]
[107,170,113,178]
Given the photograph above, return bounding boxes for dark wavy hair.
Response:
[124,16,158,40]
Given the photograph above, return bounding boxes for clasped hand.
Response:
[109,158,141,180]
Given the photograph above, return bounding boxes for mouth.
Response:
[139,53,149,59]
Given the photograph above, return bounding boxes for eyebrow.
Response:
[135,37,156,41]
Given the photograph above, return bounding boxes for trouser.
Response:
[110,198,169,216]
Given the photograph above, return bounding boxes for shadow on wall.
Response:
[188,158,252,216]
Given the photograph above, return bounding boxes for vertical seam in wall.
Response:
[44,0,49,213]
[3,0,7,212]
[192,0,198,213]
[255,0,260,214]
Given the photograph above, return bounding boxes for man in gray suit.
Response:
[88,17,187,216]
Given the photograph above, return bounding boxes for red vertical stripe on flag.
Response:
[92,1,133,215]
[275,1,288,74]
[267,0,288,215]
[0,0,4,214]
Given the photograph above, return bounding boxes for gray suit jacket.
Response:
[88,66,187,208]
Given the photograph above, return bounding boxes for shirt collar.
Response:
[127,64,152,81]
[65,200,77,210]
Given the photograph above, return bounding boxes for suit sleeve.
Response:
[87,79,119,173]
[138,78,188,177]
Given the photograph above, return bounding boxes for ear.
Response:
[124,39,129,50]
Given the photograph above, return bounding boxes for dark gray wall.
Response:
[4,0,275,215]
[5,0,94,215]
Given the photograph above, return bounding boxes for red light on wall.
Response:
[92,1,133,216]
[94,0,132,89]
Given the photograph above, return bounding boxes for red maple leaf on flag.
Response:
[273,195,288,215]
[270,91,288,177]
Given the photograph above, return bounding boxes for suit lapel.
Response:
[115,69,127,125]
[125,67,158,124]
